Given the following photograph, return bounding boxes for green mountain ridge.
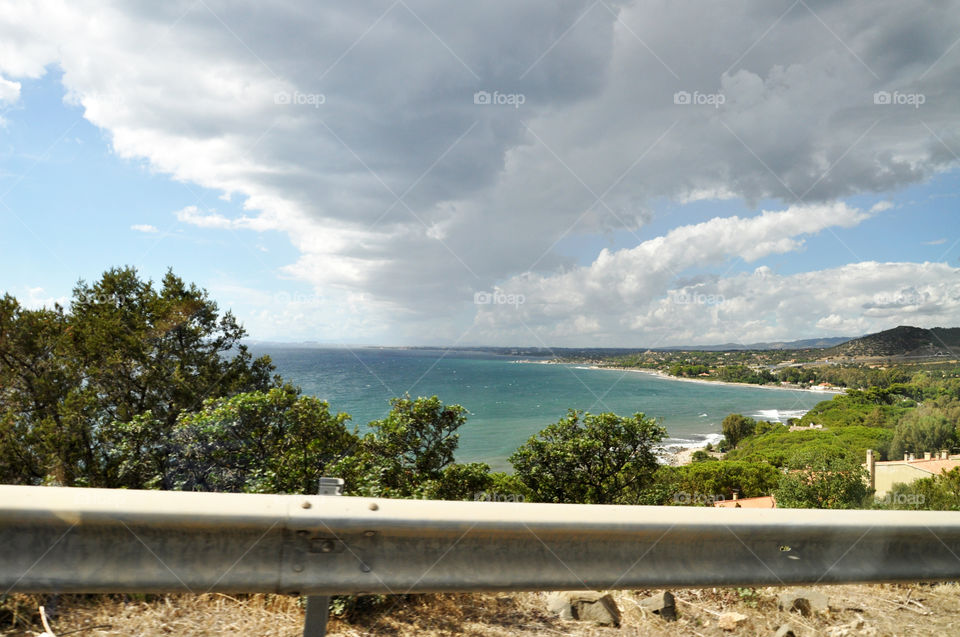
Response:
[826,325,960,358]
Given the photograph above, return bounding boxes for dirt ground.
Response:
[3,583,960,636]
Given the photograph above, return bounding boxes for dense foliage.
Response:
[879,468,960,511]
[653,460,781,504]
[721,413,756,448]
[889,402,960,459]
[773,449,870,509]
[724,375,960,469]
[508,410,666,504]
[0,268,275,487]
[602,347,960,391]
[725,426,894,467]
[165,387,356,494]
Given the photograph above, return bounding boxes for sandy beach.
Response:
[660,446,696,466]
[658,445,725,466]
[577,364,847,394]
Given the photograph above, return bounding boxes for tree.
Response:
[153,387,357,494]
[725,426,893,467]
[889,407,957,459]
[881,468,960,511]
[0,295,74,484]
[672,460,780,504]
[773,449,869,509]
[0,267,276,488]
[509,410,666,504]
[413,463,531,502]
[350,395,468,497]
[722,414,756,448]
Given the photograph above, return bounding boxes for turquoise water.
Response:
[254,346,832,471]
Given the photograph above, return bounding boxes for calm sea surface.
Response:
[253,346,831,471]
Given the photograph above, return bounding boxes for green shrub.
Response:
[690,450,715,463]
[773,449,869,509]
[509,410,666,504]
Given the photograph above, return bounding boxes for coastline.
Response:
[659,446,697,466]
[506,359,842,468]
[570,364,847,394]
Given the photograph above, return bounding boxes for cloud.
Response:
[470,202,960,345]
[130,224,158,233]
[175,205,235,230]
[924,238,948,245]
[19,287,67,310]
[174,205,265,231]
[473,258,960,346]
[1,1,958,341]
[0,76,20,104]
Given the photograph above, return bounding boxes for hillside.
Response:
[825,325,960,358]
[658,336,854,351]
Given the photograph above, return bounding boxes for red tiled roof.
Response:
[905,459,960,475]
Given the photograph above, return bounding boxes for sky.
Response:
[0,0,958,347]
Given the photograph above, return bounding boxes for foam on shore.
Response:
[751,408,809,422]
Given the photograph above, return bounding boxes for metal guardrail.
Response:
[3,484,960,632]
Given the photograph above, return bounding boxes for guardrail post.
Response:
[302,477,344,637]
[303,595,331,637]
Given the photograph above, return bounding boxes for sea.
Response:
[252,345,832,471]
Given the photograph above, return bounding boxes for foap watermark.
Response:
[873,90,925,108]
[674,90,725,109]
[877,492,925,507]
[872,291,927,306]
[474,90,526,109]
[274,90,325,108]
[73,290,124,306]
[669,291,725,306]
[474,290,525,308]
[672,491,725,506]
[474,491,525,503]
[273,291,323,306]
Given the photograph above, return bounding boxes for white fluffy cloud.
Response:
[173,205,271,231]
[18,287,66,310]
[474,254,960,347]
[471,202,925,344]
[0,76,19,104]
[1,0,958,342]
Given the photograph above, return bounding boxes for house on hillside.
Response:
[865,449,960,497]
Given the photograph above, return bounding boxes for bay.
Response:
[253,345,832,471]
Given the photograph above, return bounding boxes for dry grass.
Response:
[0,594,304,637]
[4,583,960,636]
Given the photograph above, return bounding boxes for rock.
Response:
[636,591,676,620]
[826,617,874,637]
[546,592,578,620]
[778,589,829,616]
[718,611,749,631]
[774,625,796,637]
[545,591,621,627]
[578,595,621,627]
